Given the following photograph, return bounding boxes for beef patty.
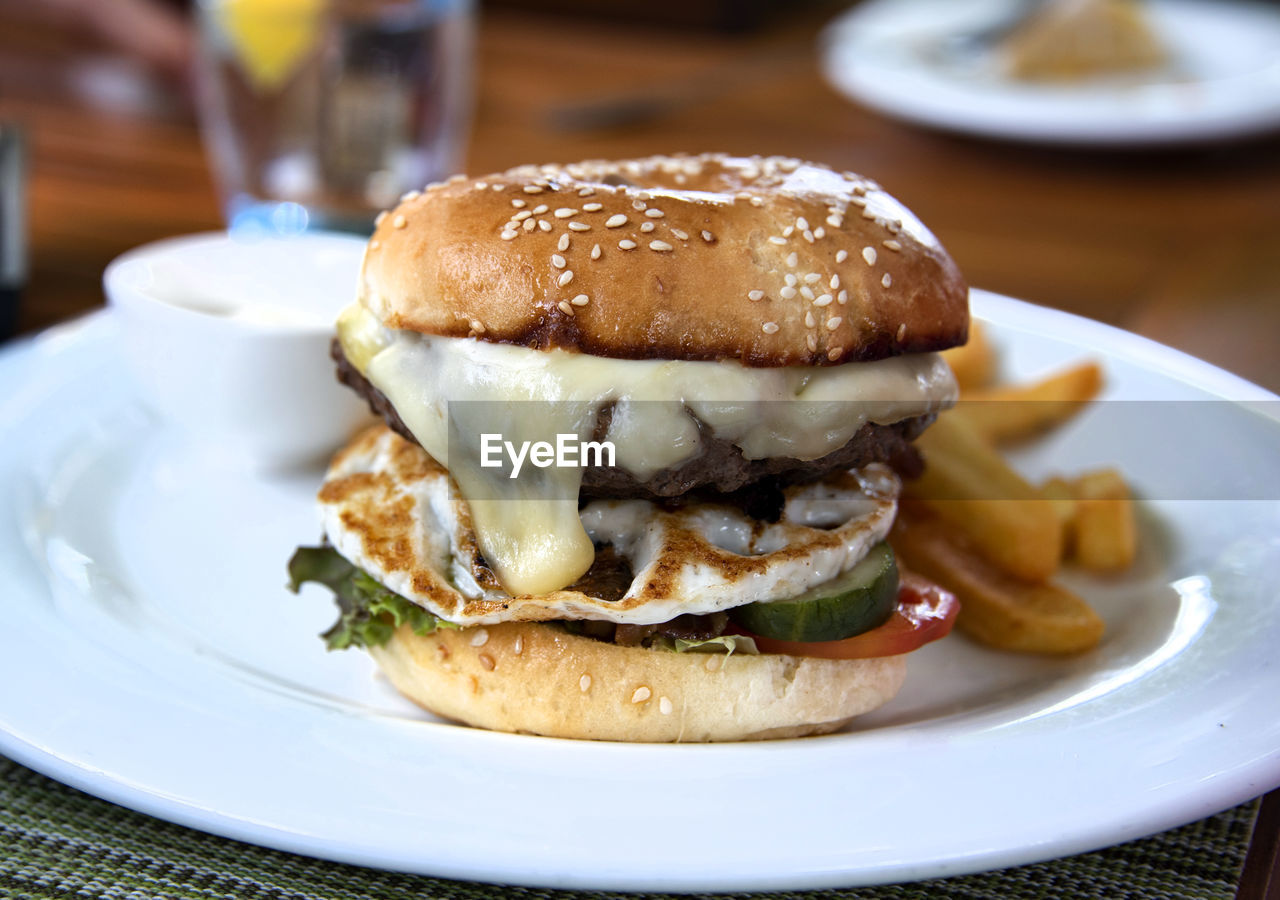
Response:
[333,339,928,500]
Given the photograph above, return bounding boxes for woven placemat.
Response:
[0,754,1257,900]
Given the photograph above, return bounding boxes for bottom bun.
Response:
[370,622,907,742]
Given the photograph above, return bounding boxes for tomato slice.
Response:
[740,573,959,660]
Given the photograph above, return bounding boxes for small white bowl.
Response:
[104,231,373,471]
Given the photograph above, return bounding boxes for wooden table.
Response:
[1,4,1278,897]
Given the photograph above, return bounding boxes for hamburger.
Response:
[289,153,967,742]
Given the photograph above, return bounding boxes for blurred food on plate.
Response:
[999,0,1170,81]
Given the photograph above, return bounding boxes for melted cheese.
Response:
[338,302,956,596]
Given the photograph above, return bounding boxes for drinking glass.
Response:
[195,0,472,234]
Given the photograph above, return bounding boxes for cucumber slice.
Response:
[730,543,899,642]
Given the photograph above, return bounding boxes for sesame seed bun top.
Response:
[359,154,968,366]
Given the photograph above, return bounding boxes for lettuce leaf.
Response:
[287,545,450,650]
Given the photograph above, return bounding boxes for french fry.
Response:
[905,412,1063,582]
[956,361,1104,444]
[1069,469,1137,571]
[1039,475,1078,562]
[891,504,1104,655]
[940,320,996,392]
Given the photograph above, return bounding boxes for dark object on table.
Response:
[486,0,773,32]
[0,125,25,341]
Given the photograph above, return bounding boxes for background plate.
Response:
[821,0,1280,146]
[1,291,1279,892]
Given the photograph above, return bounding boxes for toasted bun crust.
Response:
[370,622,907,742]
[361,154,968,366]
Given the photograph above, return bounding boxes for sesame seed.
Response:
[780,286,797,300]
[882,273,893,288]
[804,272,821,284]
[863,247,878,265]
[492,183,504,191]
[830,274,840,289]
[800,285,815,300]
[554,208,577,218]
[887,220,902,234]
[863,209,878,220]
[551,254,566,269]
[838,289,848,305]
[591,243,602,259]
[578,187,595,197]
[785,273,797,287]
[815,293,833,307]
[670,228,688,240]
[619,239,637,250]
[632,686,652,703]
[513,210,532,221]
[761,321,780,335]
[806,333,818,352]
[557,234,570,251]
[803,230,815,243]
[500,230,517,241]
[783,226,794,238]
[815,227,826,239]
[786,252,798,267]
[568,221,590,232]
[649,240,673,252]
[478,653,495,671]
[701,230,715,242]
[659,696,673,715]
[392,215,407,229]
[469,628,489,647]
[835,249,848,263]
[523,185,543,194]
[558,270,574,286]
[640,222,655,233]
[522,218,536,232]
[804,311,816,328]
[826,215,842,227]
[583,202,603,212]
[558,300,574,316]
[580,674,592,692]
[400,189,421,202]
[826,316,843,331]
[750,196,763,207]
[796,216,810,231]
[645,208,665,218]
[570,294,589,306]
[769,236,787,246]
[374,211,388,226]
[883,239,902,252]
[513,634,523,654]
[532,204,549,214]
[370,239,381,249]
[538,220,551,232]
[747,290,764,301]
[511,198,527,209]
[828,346,843,361]
[606,214,628,228]
[897,323,907,341]
[470,319,485,334]
[633,200,647,210]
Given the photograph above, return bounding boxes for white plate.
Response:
[821,0,1280,145]
[2,293,1279,892]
